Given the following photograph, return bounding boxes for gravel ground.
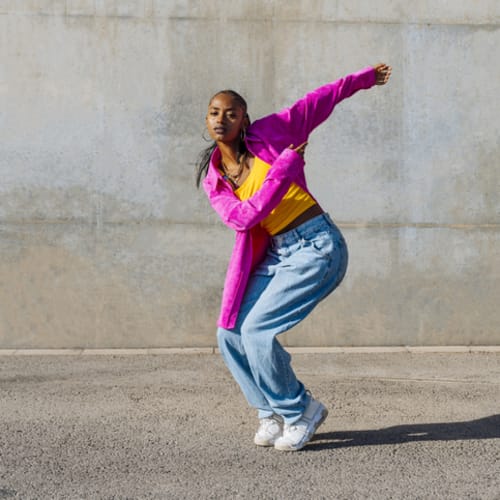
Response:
[0,352,499,499]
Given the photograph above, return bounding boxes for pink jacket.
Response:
[203,66,376,329]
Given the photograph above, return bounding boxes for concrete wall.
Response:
[1,1,499,348]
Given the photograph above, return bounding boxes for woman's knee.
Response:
[217,326,243,350]
[216,327,231,348]
[217,324,232,336]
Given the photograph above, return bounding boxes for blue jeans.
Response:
[217,213,348,424]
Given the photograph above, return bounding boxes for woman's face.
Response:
[205,93,248,144]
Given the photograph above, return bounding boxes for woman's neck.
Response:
[217,141,240,170]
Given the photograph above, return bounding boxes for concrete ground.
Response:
[0,351,499,499]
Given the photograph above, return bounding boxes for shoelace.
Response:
[262,417,280,429]
[260,416,283,432]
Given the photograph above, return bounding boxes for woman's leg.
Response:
[217,324,274,418]
[216,268,278,419]
[240,215,348,424]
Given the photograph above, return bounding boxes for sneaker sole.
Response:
[274,405,329,452]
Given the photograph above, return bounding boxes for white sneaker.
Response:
[253,414,284,447]
[274,397,328,451]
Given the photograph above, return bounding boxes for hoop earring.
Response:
[202,128,212,142]
[240,128,246,142]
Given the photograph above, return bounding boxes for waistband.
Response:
[270,213,336,248]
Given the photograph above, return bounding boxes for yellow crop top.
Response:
[234,156,316,235]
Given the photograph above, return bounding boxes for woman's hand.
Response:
[373,63,392,85]
[289,141,308,158]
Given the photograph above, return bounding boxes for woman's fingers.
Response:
[374,63,392,85]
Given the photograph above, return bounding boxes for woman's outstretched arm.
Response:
[249,64,391,150]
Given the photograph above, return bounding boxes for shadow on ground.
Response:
[310,414,500,450]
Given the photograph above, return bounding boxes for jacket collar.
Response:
[203,146,223,190]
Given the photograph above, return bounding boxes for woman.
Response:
[197,63,391,451]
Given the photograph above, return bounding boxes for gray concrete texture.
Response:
[0,351,499,499]
[0,1,499,348]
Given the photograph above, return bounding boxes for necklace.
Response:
[221,153,247,184]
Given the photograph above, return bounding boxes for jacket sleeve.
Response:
[204,148,304,232]
[252,66,376,148]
